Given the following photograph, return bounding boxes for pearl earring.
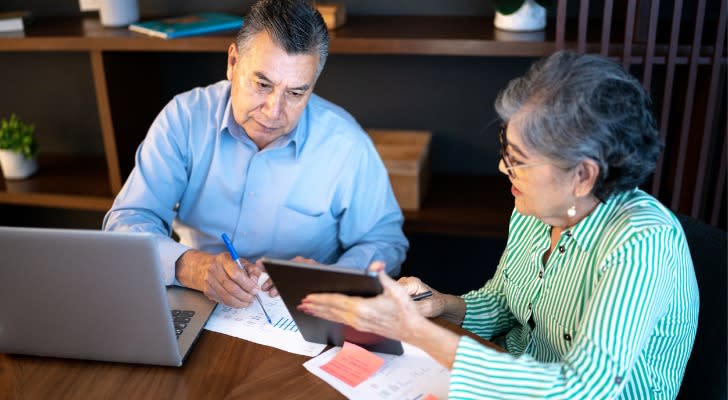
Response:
[567,205,577,218]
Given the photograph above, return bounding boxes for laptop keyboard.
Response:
[171,309,196,339]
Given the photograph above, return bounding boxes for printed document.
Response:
[204,290,326,357]
[304,342,450,399]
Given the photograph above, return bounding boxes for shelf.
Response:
[2,15,716,62]
[0,16,556,56]
[0,154,114,211]
[403,174,512,238]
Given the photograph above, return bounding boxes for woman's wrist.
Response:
[440,294,466,325]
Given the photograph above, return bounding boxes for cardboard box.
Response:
[315,2,346,30]
[367,129,432,211]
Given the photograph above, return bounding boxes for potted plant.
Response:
[0,114,38,179]
[494,0,554,32]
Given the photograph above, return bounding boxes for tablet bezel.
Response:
[261,257,404,355]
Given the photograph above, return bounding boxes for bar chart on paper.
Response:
[272,317,299,332]
[204,291,325,356]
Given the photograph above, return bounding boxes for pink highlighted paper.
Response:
[320,341,385,387]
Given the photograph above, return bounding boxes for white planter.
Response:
[0,149,38,179]
[99,0,139,27]
[494,0,547,32]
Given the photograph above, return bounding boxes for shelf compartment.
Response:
[403,174,513,238]
[0,154,114,211]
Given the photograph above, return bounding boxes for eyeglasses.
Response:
[499,123,548,178]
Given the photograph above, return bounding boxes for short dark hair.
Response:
[495,50,663,200]
[236,0,329,78]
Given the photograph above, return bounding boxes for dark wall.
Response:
[0,0,494,17]
[154,52,535,175]
[0,53,104,155]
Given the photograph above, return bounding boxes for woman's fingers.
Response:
[300,293,361,327]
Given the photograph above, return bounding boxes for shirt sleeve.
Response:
[448,226,678,399]
[102,97,192,285]
[461,248,518,340]
[333,135,408,276]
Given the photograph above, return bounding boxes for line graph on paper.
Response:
[203,291,325,356]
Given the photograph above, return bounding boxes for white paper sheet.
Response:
[304,342,451,400]
[204,290,326,357]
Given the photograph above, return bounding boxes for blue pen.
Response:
[221,233,272,324]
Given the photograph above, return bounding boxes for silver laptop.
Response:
[0,226,216,366]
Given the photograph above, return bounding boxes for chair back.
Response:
[676,214,727,399]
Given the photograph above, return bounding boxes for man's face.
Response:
[226,31,319,149]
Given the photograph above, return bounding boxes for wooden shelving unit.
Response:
[0,16,558,55]
[0,15,550,236]
[0,154,112,211]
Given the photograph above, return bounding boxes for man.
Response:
[103,0,408,308]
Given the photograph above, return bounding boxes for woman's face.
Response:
[498,123,575,225]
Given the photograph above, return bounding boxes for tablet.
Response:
[261,257,404,355]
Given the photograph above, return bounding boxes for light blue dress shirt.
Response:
[103,80,408,284]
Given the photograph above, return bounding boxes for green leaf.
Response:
[0,113,38,159]
[494,0,525,15]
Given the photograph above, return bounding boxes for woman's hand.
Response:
[398,276,466,325]
[299,261,463,369]
[397,276,446,318]
[298,261,428,343]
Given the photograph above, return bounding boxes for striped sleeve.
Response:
[461,249,517,340]
[448,225,680,399]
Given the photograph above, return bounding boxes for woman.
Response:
[299,51,699,399]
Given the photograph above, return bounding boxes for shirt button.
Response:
[528,303,532,310]
[558,246,566,253]
[538,271,543,279]
[563,333,572,341]
[614,376,623,384]
[565,231,572,237]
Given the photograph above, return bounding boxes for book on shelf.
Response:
[128,12,243,39]
[0,11,32,33]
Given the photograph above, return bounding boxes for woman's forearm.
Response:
[405,317,461,369]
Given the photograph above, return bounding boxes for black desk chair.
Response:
[676,214,727,399]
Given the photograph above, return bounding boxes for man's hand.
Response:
[175,249,261,308]
[253,255,319,298]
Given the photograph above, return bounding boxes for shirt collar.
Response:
[220,95,245,140]
[566,189,632,251]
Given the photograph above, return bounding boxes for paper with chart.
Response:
[204,290,326,357]
[304,342,450,400]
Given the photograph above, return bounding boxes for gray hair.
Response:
[495,50,663,200]
[236,0,329,78]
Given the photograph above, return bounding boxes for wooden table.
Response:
[0,319,500,399]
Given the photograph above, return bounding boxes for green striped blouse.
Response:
[449,189,699,399]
